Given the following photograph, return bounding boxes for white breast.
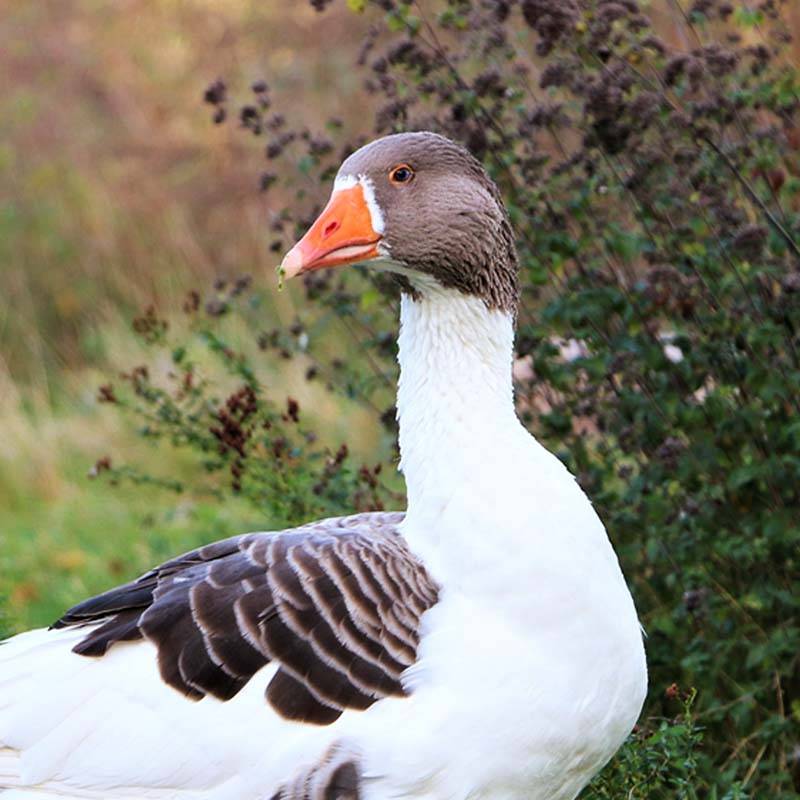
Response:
[350,287,648,799]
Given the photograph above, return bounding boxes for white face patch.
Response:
[333,174,358,191]
[357,174,386,235]
[333,172,386,236]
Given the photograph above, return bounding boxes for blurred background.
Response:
[1,1,377,629]
[2,3,800,794]
[3,0,799,627]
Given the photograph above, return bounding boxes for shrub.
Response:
[99,0,800,795]
[584,690,706,800]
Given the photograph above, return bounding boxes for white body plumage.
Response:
[0,288,646,800]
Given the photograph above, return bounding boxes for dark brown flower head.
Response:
[732,224,768,260]
[203,79,226,106]
[521,0,580,55]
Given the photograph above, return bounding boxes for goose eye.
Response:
[389,164,414,185]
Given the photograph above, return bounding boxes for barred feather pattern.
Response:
[53,512,439,727]
[269,742,362,800]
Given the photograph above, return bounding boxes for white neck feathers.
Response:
[396,286,521,518]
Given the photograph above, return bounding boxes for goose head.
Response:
[281,132,519,313]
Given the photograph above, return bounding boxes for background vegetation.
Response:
[2,1,799,797]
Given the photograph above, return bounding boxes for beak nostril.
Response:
[282,183,380,277]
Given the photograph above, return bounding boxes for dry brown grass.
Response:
[0,0,368,387]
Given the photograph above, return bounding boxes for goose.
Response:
[0,132,647,800]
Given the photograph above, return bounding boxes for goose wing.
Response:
[53,511,439,726]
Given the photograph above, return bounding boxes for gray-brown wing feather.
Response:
[53,512,439,725]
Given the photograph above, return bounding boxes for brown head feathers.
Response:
[339,132,520,313]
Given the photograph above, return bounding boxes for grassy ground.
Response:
[0,1,375,634]
[0,468,258,635]
[0,363,262,634]
[0,301,389,634]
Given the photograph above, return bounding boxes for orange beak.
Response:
[280,183,382,279]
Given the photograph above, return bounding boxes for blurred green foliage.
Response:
[585,691,707,800]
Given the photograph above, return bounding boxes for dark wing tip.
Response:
[70,609,144,656]
[53,577,157,630]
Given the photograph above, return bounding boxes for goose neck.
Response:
[396,287,519,512]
